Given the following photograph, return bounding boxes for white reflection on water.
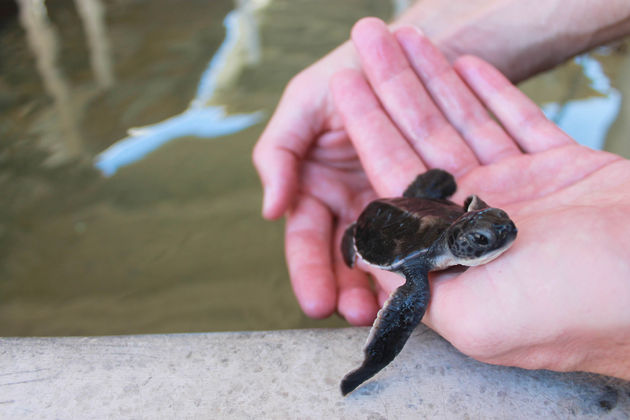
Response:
[17,0,83,161]
[94,1,267,177]
[74,0,114,89]
[542,55,622,151]
[391,0,412,17]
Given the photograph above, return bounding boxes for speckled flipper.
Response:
[403,168,456,199]
[340,261,430,395]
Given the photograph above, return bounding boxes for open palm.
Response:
[330,19,630,377]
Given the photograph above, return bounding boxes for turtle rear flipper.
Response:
[341,262,430,395]
[403,169,456,199]
[341,223,357,268]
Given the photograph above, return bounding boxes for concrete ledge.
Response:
[1,326,629,418]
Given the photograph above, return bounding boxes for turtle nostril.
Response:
[505,222,517,236]
[496,222,516,236]
[498,222,517,239]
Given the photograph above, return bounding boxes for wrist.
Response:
[393,0,630,82]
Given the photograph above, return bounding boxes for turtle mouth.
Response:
[460,240,515,266]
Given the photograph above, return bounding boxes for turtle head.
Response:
[445,195,517,266]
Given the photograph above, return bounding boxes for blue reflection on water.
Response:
[542,55,621,151]
[94,10,263,177]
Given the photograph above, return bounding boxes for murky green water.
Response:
[1,0,628,336]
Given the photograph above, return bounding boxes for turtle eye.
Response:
[470,232,489,245]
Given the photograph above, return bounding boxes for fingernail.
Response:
[393,24,424,38]
[411,26,425,37]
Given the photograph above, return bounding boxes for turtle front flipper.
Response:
[340,262,430,395]
[403,169,456,199]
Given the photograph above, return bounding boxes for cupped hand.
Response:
[252,42,386,324]
[330,18,630,378]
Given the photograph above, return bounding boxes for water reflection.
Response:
[95,0,268,176]
[16,0,268,175]
[17,0,82,162]
[391,0,412,17]
[74,0,114,89]
[543,54,622,151]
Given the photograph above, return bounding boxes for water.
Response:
[0,0,628,336]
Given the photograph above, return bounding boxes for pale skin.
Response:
[252,4,630,378]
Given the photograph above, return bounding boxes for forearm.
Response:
[396,0,630,82]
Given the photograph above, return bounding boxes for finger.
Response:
[330,68,426,197]
[253,82,323,220]
[455,55,575,153]
[299,160,375,223]
[350,18,478,176]
[394,26,522,164]
[334,225,379,326]
[285,195,337,319]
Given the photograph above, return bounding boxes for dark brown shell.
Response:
[354,197,464,268]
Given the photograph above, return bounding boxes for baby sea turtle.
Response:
[340,169,517,395]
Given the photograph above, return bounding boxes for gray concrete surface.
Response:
[1,326,629,419]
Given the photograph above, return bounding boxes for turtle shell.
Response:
[354,197,464,268]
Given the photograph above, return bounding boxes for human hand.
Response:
[330,18,630,378]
